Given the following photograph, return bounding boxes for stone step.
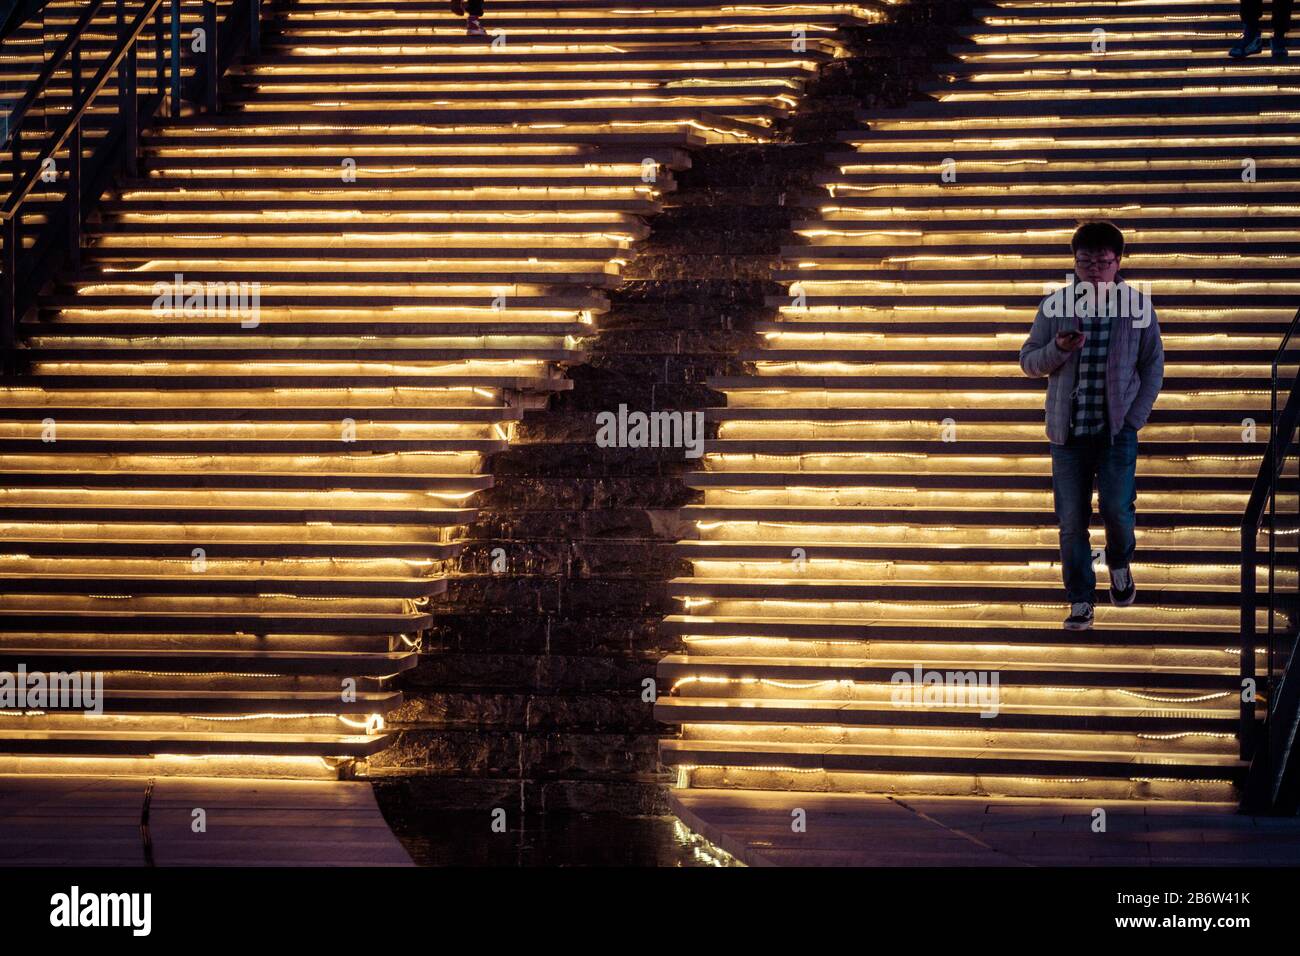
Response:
[2,573,449,599]
[139,127,707,150]
[658,738,1249,782]
[96,195,663,216]
[822,147,1300,167]
[221,81,804,107]
[247,49,831,71]
[0,496,480,522]
[667,576,1260,610]
[3,373,574,390]
[968,2,1241,19]
[694,438,1269,459]
[279,0,867,10]
[741,345,1270,362]
[42,289,611,309]
[22,346,586,363]
[1,404,523,423]
[0,646,416,676]
[659,644,1242,680]
[227,66,811,91]
[265,12,861,30]
[680,500,1265,523]
[657,697,1237,734]
[4,688,404,716]
[0,730,394,758]
[155,104,774,139]
[659,615,1245,644]
[805,189,1300,210]
[86,222,650,244]
[81,245,632,263]
[708,378,1278,398]
[954,17,1258,37]
[1,538,463,560]
[134,140,686,164]
[0,608,433,635]
[924,72,1300,96]
[943,37,1277,59]
[837,119,1300,144]
[782,242,1300,262]
[673,538,1293,564]
[700,407,1277,427]
[819,168,1300,187]
[871,108,1298,139]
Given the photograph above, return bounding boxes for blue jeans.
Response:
[1049,425,1138,603]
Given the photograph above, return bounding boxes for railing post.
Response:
[10,124,20,190]
[117,0,138,175]
[203,0,219,112]
[1,214,16,376]
[67,120,82,268]
[1243,527,1258,759]
[249,0,261,55]
[155,5,167,98]
[66,41,82,269]
[170,0,182,118]
[123,39,140,176]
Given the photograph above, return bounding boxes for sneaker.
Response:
[450,0,464,14]
[1272,35,1289,59]
[1064,602,1094,630]
[467,16,486,34]
[1230,30,1264,58]
[1109,566,1136,607]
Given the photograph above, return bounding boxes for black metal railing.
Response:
[0,0,264,374]
[1240,305,1300,814]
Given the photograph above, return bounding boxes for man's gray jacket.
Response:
[1018,278,1165,445]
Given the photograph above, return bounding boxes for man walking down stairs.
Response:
[656,0,1299,819]
[1019,222,1165,632]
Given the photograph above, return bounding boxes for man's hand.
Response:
[1055,330,1085,352]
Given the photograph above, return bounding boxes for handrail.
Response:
[0,1,52,42]
[3,0,166,220]
[1,0,266,374]
[3,0,104,137]
[1240,304,1300,813]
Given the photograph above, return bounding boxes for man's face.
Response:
[1074,247,1120,285]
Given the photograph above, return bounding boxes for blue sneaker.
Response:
[1230,31,1264,57]
[1109,567,1136,607]
[1064,602,1094,630]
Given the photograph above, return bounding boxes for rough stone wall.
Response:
[368,0,977,816]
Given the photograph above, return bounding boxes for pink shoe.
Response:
[467,17,486,35]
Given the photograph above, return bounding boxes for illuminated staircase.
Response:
[657,0,1300,802]
[0,0,877,777]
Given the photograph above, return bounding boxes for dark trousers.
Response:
[1242,0,1292,35]
[467,0,483,16]
[1050,425,1138,604]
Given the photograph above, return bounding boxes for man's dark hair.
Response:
[1071,221,1124,259]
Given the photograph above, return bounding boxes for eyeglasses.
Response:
[1075,254,1118,267]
